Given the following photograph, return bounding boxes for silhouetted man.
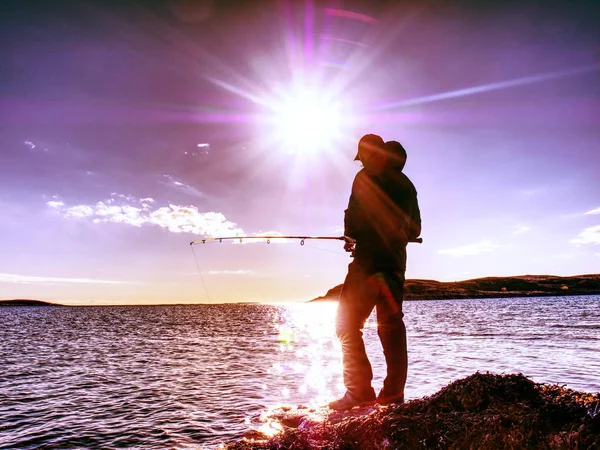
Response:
[329,135,421,411]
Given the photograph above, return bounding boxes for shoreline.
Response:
[3,273,600,306]
[310,273,600,303]
[226,372,600,449]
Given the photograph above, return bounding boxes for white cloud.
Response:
[570,225,600,245]
[92,202,147,227]
[438,240,499,257]
[52,195,243,237]
[207,269,253,275]
[162,175,206,199]
[513,226,531,235]
[0,273,130,285]
[149,206,241,235]
[46,201,64,208]
[584,207,600,215]
[197,143,210,148]
[65,205,94,218]
[111,193,135,202]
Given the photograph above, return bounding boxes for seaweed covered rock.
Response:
[227,372,600,450]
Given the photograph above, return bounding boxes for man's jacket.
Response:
[344,166,421,272]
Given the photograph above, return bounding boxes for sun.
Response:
[269,87,348,155]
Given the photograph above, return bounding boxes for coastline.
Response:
[310,274,600,302]
[0,299,63,307]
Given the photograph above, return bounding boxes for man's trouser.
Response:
[335,259,407,399]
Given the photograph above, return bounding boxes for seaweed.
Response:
[227,372,600,449]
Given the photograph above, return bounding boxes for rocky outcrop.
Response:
[227,372,600,449]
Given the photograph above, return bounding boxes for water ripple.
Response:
[1,297,599,448]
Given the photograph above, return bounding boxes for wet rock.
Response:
[227,372,600,450]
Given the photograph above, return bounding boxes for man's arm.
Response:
[408,191,422,240]
[344,174,366,240]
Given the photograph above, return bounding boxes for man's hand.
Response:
[343,236,356,253]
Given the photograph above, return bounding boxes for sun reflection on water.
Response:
[279,303,343,405]
[248,302,343,438]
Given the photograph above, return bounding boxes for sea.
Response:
[1,295,599,449]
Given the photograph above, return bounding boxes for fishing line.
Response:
[190,244,211,303]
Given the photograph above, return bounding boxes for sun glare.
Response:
[270,89,347,155]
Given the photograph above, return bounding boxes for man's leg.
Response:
[331,261,377,409]
[376,271,407,404]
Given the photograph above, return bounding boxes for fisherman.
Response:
[329,134,422,411]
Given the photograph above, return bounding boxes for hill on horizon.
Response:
[310,273,600,302]
[0,299,63,307]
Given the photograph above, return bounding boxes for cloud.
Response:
[162,175,206,199]
[513,226,531,235]
[570,225,600,245]
[438,240,499,257]
[46,201,64,208]
[150,206,241,235]
[197,143,210,148]
[207,269,254,275]
[0,273,130,285]
[584,207,600,215]
[92,202,147,227]
[111,193,135,202]
[52,195,243,237]
[65,205,95,218]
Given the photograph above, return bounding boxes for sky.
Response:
[1,0,599,305]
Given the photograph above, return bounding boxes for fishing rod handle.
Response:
[344,236,423,244]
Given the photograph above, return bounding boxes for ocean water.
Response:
[1,295,599,449]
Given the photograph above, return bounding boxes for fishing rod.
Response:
[190,235,423,246]
[189,235,422,302]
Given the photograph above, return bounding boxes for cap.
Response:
[355,133,384,161]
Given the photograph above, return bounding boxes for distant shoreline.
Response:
[309,273,600,302]
[4,274,599,306]
[0,299,63,307]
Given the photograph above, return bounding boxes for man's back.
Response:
[344,167,421,272]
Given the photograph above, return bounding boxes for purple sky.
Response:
[1,0,599,305]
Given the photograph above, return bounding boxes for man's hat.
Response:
[355,133,384,161]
